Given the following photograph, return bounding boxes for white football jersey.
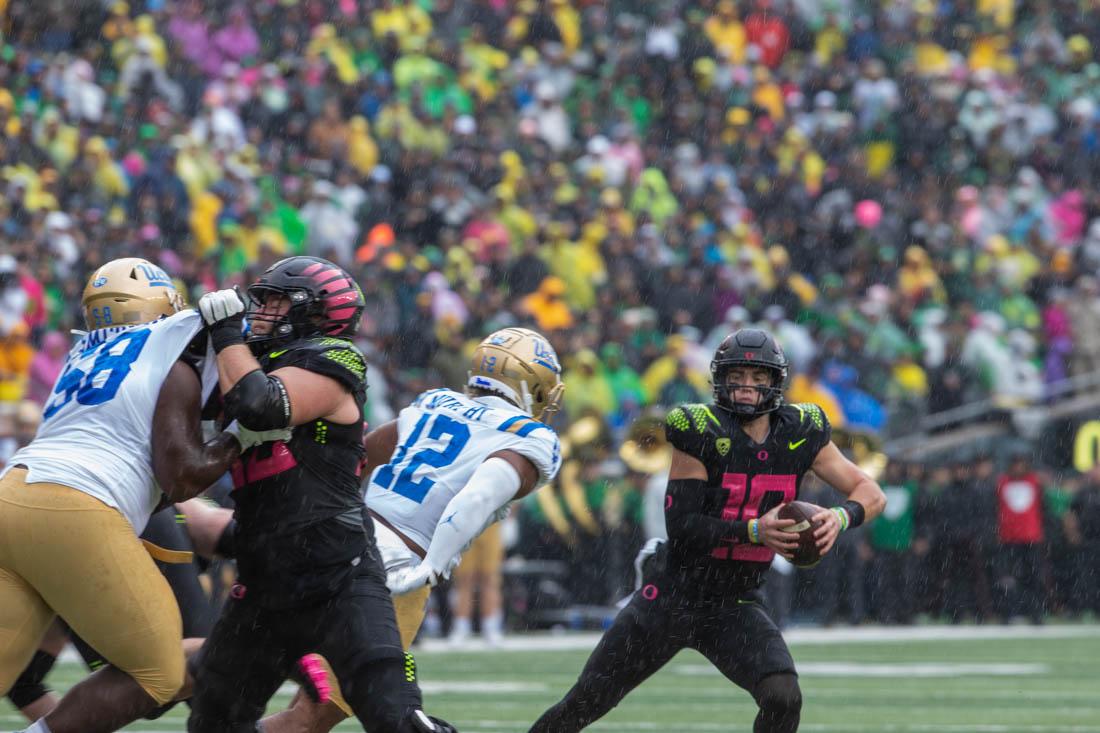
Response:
[5,310,208,534]
[366,389,561,551]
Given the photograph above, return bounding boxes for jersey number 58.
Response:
[43,329,151,420]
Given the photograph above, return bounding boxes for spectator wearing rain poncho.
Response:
[961,312,1015,396]
[423,271,468,330]
[822,360,886,432]
[760,305,816,373]
[522,276,575,332]
[212,6,259,70]
[563,350,616,418]
[629,168,678,226]
[897,245,946,305]
[300,180,358,267]
[371,0,433,52]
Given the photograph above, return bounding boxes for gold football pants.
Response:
[0,469,184,704]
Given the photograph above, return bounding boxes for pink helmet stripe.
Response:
[326,306,358,320]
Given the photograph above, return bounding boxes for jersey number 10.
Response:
[43,329,151,420]
[712,472,796,562]
[373,414,470,504]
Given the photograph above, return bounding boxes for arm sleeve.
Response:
[422,457,522,575]
[664,478,750,551]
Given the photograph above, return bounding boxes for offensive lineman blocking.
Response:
[261,327,564,733]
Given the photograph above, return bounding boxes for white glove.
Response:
[386,561,440,596]
[224,420,293,451]
[198,288,246,325]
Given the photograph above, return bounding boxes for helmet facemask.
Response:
[245,285,321,354]
[712,362,786,419]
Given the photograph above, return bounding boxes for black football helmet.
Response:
[245,256,365,355]
[711,328,789,418]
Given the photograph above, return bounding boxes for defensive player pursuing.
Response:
[190,256,456,733]
[261,326,565,733]
[529,329,887,733]
[0,259,255,733]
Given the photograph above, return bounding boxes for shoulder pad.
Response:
[666,403,723,460]
[272,337,367,388]
[666,404,721,435]
[788,402,827,432]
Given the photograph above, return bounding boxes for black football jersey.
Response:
[659,402,831,597]
[229,336,371,607]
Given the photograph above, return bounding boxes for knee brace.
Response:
[6,650,56,709]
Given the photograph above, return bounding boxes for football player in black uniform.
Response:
[189,256,455,733]
[530,329,886,733]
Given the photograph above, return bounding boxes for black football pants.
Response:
[188,567,421,733]
[529,587,800,733]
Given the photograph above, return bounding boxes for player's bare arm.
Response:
[362,419,399,477]
[808,441,888,556]
[152,360,241,503]
[666,447,801,560]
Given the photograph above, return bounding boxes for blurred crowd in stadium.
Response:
[3,0,1100,628]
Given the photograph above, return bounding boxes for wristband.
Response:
[748,518,762,544]
[209,318,245,353]
[842,499,866,528]
[830,507,850,532]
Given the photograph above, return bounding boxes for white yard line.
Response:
[54,623,1100,662]
[416,624,1100,654]
[676,661,1051,677]
[457,723,1100,733]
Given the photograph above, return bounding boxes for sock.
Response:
[451,617,471,636]
[24,719,52,733]
[482,613,503,636]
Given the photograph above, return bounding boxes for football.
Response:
[777,501,826,568]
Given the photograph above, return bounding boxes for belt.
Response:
[141,540,194,564]
[369,509,426,559]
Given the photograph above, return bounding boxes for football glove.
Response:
[199,288,246,352]
[198,288,245,325]
[224,420,292,451]
[387,561,440,595]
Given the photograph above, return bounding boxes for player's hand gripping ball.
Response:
[777,501,826,568]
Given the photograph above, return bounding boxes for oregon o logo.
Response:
[642,584,659,601]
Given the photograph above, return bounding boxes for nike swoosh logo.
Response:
[788,438,807,450]
[269,349,288,359]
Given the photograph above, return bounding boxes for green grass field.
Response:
[3,626,1099,732]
